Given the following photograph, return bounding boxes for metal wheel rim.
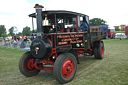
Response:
[26,58,36,72]
[62,58,75,78]
[101,46,104,56]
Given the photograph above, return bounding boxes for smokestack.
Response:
[34,4,44,38]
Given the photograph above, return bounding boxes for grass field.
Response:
[0,39,128,85]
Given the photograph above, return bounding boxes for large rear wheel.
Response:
[19,51,40,77]
[53,53,77,84]
[94,41,104,59]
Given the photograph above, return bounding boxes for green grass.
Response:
[0,39,128,85]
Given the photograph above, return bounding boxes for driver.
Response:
[81,17,88,32]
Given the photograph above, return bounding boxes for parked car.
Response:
[115,33,127,39]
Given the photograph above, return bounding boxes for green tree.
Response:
[32,29,37,33]
[0,25,6,37]
[18,32,23,36]
[8,26,14,36]
[89,18,107,26]
[8,34,11,37]
[22,26,31,36]
[115,27,120,31]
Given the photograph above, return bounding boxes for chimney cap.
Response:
[34,4,44,9]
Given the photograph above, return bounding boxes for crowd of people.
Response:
[0,34,36,50]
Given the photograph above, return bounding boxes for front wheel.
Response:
[19,51,40,77]
[53,53,77,84]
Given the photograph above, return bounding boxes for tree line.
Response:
[0,25,37,37]
[0,18,108,37]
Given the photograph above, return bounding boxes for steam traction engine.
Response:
[19,4,106,84]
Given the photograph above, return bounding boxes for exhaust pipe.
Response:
[30,4,52,59]
[34,4,44,39]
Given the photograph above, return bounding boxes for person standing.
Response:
[23,37,28,48]
[14,34,17,41]
[30,34,34,41]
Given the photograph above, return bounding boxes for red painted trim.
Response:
[44,34,53,46]
[84,49,93,54]
[34,63,53,72]
[60,29,64,32]
[91,41,94,45]
[55,53,58,59]
[76,48,93,56]
[34,60,54,72]
[39,60,54,65]
[46,48,56,60]
[41,68,53,72]
[47,37,53,47]
[89,49,93,51]
[76,50,84,56]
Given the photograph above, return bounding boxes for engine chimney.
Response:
[34,4,44,38]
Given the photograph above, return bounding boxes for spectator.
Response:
[13,39,18,48]
[23,37,28,48]
[30,34,34,41]
[16,34,20,41]
[14,34,17,41]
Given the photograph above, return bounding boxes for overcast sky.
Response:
[0,0,128,33]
